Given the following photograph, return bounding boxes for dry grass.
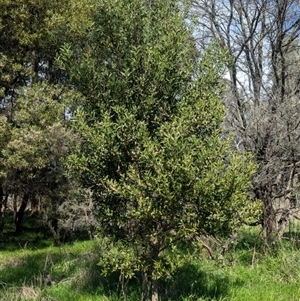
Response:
[0,285,40,301]
[18,285,41,300]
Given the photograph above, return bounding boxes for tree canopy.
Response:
[0,0,258,300]
[60,1,256,300]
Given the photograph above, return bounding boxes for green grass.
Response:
[1,228,300,300]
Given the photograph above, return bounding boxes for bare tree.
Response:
[192,0,300,242]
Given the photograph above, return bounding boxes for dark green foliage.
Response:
[61,1,256,299]
[0,1,259,300]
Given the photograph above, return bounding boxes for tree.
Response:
[62,0,256,299]
[0,0,94,89]
[0,0,93,234]
[1,83,79,234]
[192,0,300,242]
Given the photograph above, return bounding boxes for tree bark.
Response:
[260,185,277,243]
[0,185,4,235]
[142,271,150,301]
[151,278,158,301]
[142,239,161,301]
[1,192,8,235]
[13,194,18,221]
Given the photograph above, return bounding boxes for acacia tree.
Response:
[62,0,256,300]
[192,0,300,242]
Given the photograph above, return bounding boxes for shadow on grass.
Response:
[75,259,240,301]
[67,254,128,297]
[1,238,242,301]
[0,232,54,253]
[0,212,54,252]
[159,262,234,301]
[0,250,62,287]
[0,241,98,288]
[0,212,92,253]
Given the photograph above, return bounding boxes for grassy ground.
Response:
[1,224,300,300]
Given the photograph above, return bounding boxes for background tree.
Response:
[0,84,79,234]
[0,114,10,234]
[0,0,92,234]
[62,0,256,300]
[192,0,300,242]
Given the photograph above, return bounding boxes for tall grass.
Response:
[1,226,300,300]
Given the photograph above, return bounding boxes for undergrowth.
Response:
[1,226,300,300]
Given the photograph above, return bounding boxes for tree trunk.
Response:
[15,193,29,235]
[142,240,160,301]
[150,241,160,301]
[142,271,150,301]
[260,186,277,244]
[142,271,159,301]
[0,191,8,235]
[13,194,18,221]
[0,185,4,235]
[151,278,158,301]
[277,168,296,237]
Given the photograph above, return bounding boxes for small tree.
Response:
[63,0,256,300]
